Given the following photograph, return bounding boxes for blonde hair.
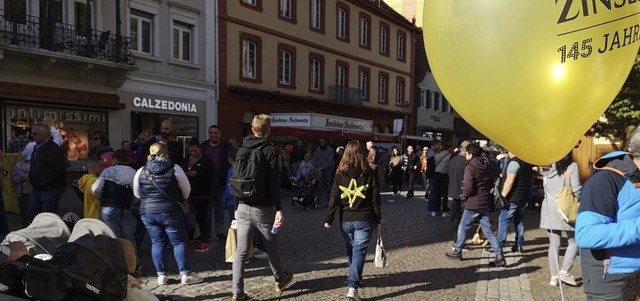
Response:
[147,142,168,161]
[336,140,371,175]
[251,114,271,137]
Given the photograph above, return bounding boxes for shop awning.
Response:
[270,127,399,142]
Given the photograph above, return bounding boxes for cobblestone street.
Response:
[128,190,585,301]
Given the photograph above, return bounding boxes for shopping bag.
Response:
[374,233,388,268]
[225,227,237,263]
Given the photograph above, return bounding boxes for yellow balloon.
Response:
[423,1,640,165]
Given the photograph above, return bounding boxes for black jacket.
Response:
[29,137,66,191]
[239,135,282,210]
[200,139,232,187]
[325,165,381,225]
[138,158,183,214]
[182,155,214,198]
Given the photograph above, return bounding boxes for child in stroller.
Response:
[292,168,321,210]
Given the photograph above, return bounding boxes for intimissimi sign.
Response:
[132,96,197,113]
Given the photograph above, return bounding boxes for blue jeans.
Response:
[497,202,526,248]
[454,209,501,254]
[341,220,374,289]
[101,207,137,261]
[141,212,190,274]
[27,186,65,222]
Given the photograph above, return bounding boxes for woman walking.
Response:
[324,140,381,301]
[388,146,403,195]
[540,152,581,287]
[133,142,202,285]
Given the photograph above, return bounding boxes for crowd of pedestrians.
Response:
[6,114,640,300]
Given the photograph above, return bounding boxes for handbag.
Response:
[374,233,388,268]
[144,167,189,214]
[491,178,508,212]
[554,167,580,223]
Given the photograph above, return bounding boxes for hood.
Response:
[593,151,637,174]
[242,135,271,149]
[468,156,489,171]
[346,165,364,178]
[145,157,175,175]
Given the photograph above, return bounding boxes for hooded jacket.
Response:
[324,165,381,225]
[461,156,493,210]
[239,135,282,211]
[575,151,640,295]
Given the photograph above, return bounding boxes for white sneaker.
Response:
[430,211,437,217]
[157,275,167,285]
[181,273,204,285]
[442,212,450,218]
[347,288,361,301]
[253,248,269,260]
[558,270,578,286]
[549,275,558,287]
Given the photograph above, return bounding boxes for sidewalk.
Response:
[5,189,585,300]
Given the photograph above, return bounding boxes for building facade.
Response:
[217,0,418,144]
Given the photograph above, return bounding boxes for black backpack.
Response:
[230,144,269,204]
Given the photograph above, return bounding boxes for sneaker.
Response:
[216,233,227,241]
[442,212,450,218]
[558,270,578,286]
[549,276,559,287]
[431,211,437,217]
[231,294,253,301]
[157,275,167,285]
[445,250,463,260]
[489,253,506,267]
[253,248,269,260]
[275,271,294,292]
[195,242,209,253]
[292,196,299,201]
[181,273,204,285]
[347,287,361,301]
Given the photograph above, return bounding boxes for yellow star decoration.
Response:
[339,178,368,208]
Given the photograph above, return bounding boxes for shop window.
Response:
[6,104,108,172]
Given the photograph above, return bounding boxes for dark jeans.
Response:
[428,173,450,212]
[26,186,65,223]
[190,198,210,243]
[209,185,226,237]
[141,211,191,274]
[406,170,418,195]
[497,202,527,248]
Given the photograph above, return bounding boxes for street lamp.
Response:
[399,101,411,151]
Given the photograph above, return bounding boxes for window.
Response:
[336,6,349,40]
[359,14,370,49]
[395,78,405,105]
[279,50,292,85]
[240,0,263,11]
[172,21,192,62]
[130,9,153,54]
[310,0,323,31]
[242,40,257,79]
[359,67,370,100]
[420,89,427,108]
[397,31,406,61]
[243,0,256,4]
[309,53,324,92]
[280,0,291,18]
[433,91,440,111]
[3,0,26,24]
[277,43,296,87]
[380,23,389,55]
[75,0,90,35]
[426,89,433,109]
[378,73,389,103]
[336,63,347,87]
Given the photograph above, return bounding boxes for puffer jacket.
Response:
[324,165,381,225]
[134,157,190,214]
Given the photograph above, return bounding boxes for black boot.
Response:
[490,253,506,267]
[446,250,463,261]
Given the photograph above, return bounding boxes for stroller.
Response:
[291,168,322,210]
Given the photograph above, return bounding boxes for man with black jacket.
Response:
[201,125,231,242]
[496,151,533,253]
[231,114,293,301]
[27,122,67,222]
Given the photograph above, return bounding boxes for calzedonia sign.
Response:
[271,113,373,133]
[132,96,197,113]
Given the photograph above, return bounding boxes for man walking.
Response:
[312,138,334,207]
[27,122,67,222]
[576,126,640,300]
[232,114,293,301]
[201,125,232,241]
